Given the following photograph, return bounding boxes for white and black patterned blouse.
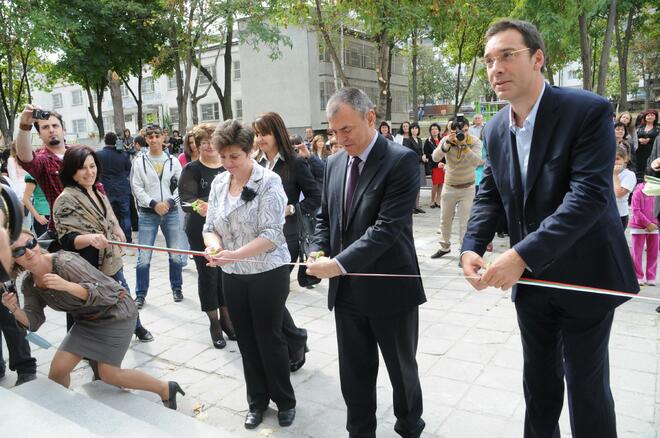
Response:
[203,160,290,275]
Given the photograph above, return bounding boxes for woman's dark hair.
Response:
[252,112,295,162]
[123,128,131,138]
[60,145,102,188]
[290,134,304,146]
[428,122,442,136]
[617,111,636,136]
[379,121,391,134]
[182,131,196,161]
[133,135,147,149]
[614,121,627,130]
[213,119,255,154]
[409,122,420,136]
[398,121,411,136]
[641,109,659,127]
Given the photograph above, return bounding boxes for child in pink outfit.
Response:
[629,182,659,285]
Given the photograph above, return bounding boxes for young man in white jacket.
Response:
[131,124,184,307]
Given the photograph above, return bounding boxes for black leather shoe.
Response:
[416,208,426,214]
[135,326,154,342]
[15,373,37,386]
[430,249,450,259]
[172,289,183,302]
[210,326,226,349]
[244,409,264,429]
[278,408,296,427]
[162,381,185,410]
[135,296,145,309]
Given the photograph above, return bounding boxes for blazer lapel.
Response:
[336,153,349,233]
[345,137,386,227]
[524,86,559,204]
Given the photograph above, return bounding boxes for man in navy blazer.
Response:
[307,88,426,438]
[461,20,638,438]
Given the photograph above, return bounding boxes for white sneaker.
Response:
[638,279,645,286]
[647,281,656,286]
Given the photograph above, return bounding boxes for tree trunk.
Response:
[222,18,234,119]
[546,63,555,86]
[385,42,393,120]
[411,30,419,122]
[107,71,125,133]
[0,100,9,145]
[375,29,390,120]
[578,13,592,91]
[453,27,466,114]
[315,0,349,87]
[596,0,617,96]
[456,56,477,111]
[616,7,634,111]
[84,78,105,139]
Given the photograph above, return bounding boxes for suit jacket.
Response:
[310,134,426,317]
[260,155,321,240]
[462,85,638,315]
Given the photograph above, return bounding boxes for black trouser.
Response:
[187,225,225,311]
[129,193,139,232]
[515,287,617,438]
[620,215,628,229]
[283,234,307,358]
[32,215,49,239]
[334,301,424,438]
[109,196,133,243]
[0,302,37,375]
[223,266,295,411]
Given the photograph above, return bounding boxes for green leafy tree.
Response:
[0,0,53,143]
[412,45,455,105]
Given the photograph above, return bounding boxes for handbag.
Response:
[296,209,321,288]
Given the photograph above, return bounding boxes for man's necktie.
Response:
[345,156,362,215]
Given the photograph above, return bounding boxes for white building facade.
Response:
[29,25,409,143]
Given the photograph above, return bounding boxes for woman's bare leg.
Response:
[97,362,169,400]
[48,350,82,388]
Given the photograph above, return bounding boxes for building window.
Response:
[120,84,129,97]
[124,114,133,123]
[141,77,154,94]
[199,65,216,85]
[168,76,177,90]
[319,40,331,63]
[71,89,83,106]
[72,119,86,134]
[52,93,63,109]
[234,99,242,119]
[200,103,220,121]
[169,107,179,124]
[568,69,580,80]
[233,60,241,80]
[320,81,336,110]
[391,89,408,114]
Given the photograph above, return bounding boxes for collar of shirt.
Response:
[347,130,378,171]
[259,152,284,170]
[509,82,546,135]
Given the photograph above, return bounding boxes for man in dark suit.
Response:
[307,87,426,438]
[461,20,638,438]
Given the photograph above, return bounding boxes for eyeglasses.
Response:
[12,238,38,258]
[483,48,531,68]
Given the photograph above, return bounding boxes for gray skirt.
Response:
[60,314,137,367]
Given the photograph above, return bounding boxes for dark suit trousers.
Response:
[222,266,296,411]
[187,227,224,311]
[0,303,37,375]
[515,287,617,438]
[335,301,424,438]
[283,234,308,358]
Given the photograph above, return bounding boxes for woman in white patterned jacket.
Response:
[202,119,296,430]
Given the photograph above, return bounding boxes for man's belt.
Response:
[448,181,475,189]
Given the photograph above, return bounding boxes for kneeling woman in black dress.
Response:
[1,231,184,409]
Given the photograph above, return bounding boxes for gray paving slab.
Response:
[1,189,658,436]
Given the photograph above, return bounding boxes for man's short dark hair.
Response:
[104,131,118,146]
[33,111,64,132]
[485,19,546,73]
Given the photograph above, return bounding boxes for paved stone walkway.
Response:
[2,190,659,437]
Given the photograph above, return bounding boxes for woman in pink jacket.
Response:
[629,182,659,285]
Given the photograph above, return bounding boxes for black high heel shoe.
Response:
[220,307,237,341]
[210,326,227,349]
[162,381,185,410]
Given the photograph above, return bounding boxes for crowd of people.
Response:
[0,17,656,438]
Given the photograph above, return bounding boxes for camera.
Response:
[32,109,51,120]
[454,114,467,142]
[115,138,125,151]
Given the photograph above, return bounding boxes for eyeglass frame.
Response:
[483,47,531,68]
[12,238,38,258]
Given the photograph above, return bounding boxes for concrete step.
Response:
[0,386,102,437]
[12,378,174,438]
[77,381,231,438]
